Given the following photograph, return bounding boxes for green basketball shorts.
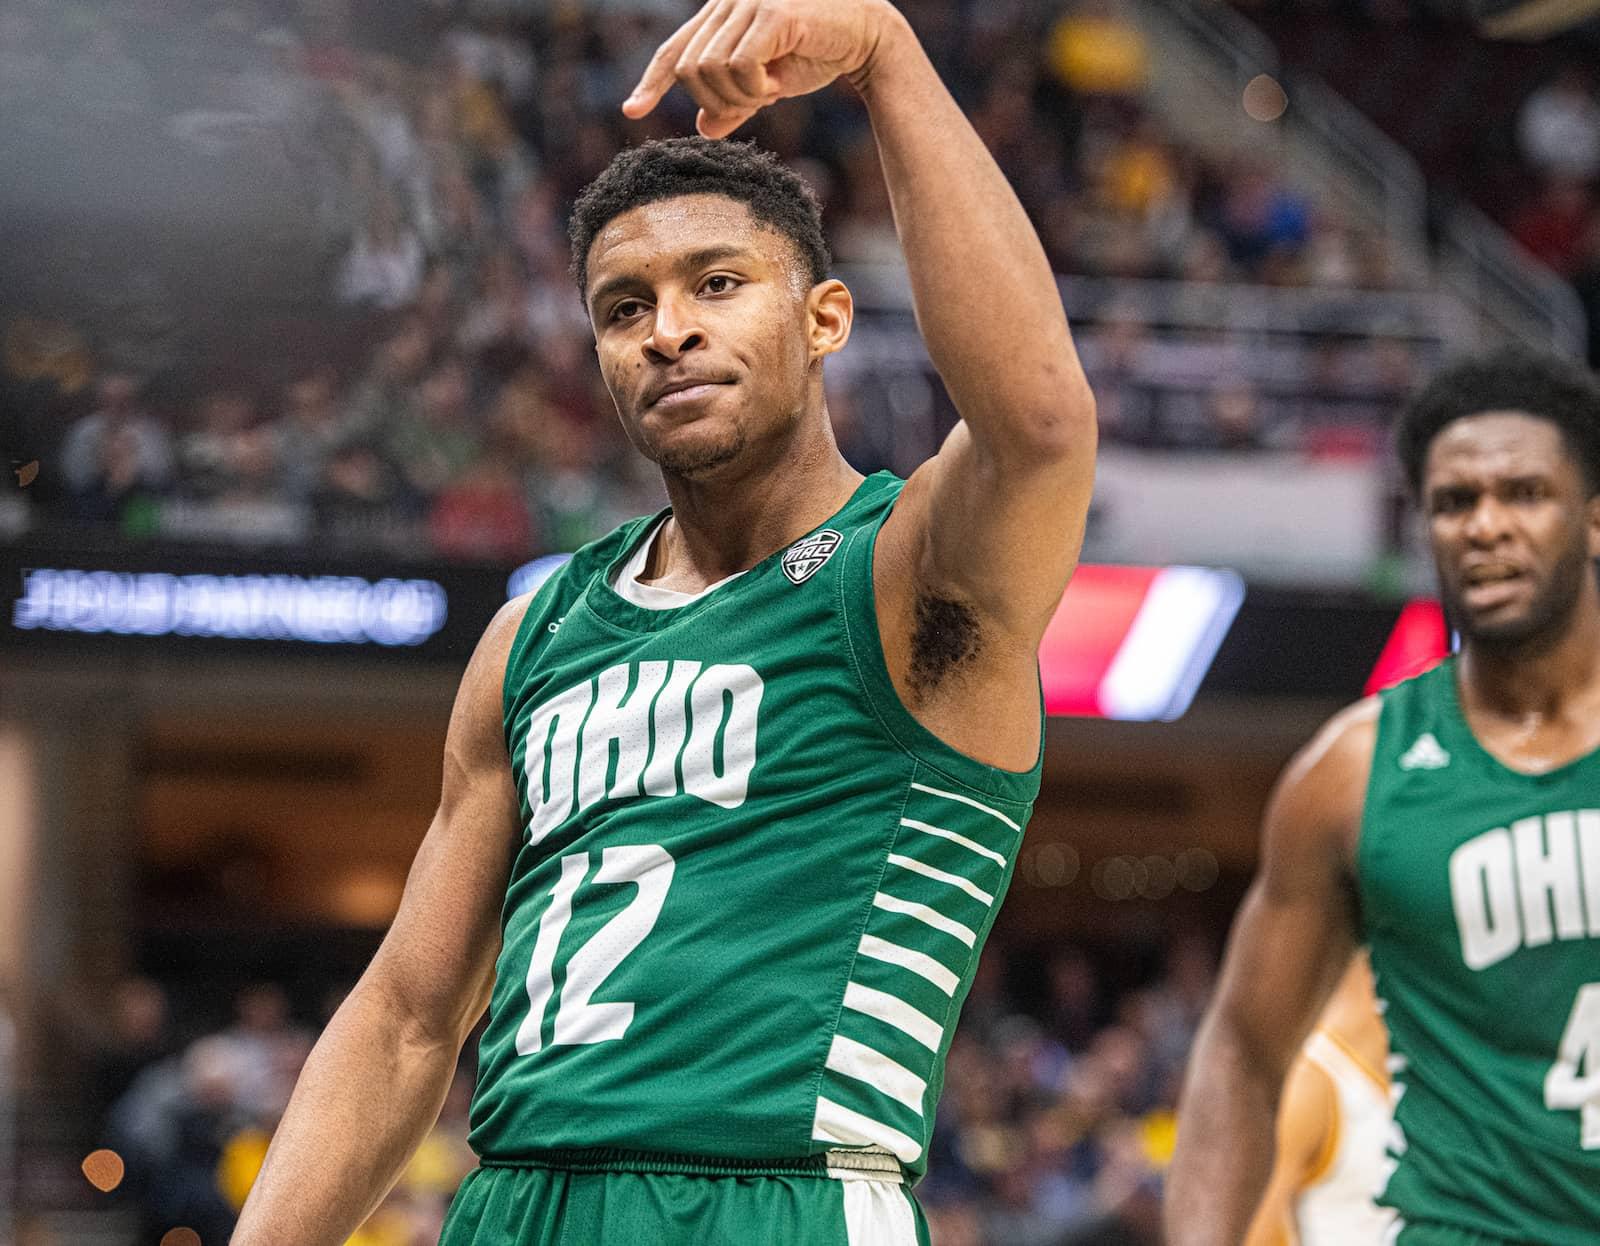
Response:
[438,1153,930,1246]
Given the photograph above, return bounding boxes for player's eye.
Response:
[1431,489,1473,515]
[609,298,648,323]
[1505,479,1546,504]
[701,274,740,295]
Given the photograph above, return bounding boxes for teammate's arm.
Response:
[1164,700,1376,1246]
[1241,1056,1339,1246]
[231,597,529,1246]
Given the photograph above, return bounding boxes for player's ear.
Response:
[1586,489,1600,560]
[807,278,853,362]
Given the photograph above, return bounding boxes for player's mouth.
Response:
[644,378,733,410]
[1460,562,1529,608]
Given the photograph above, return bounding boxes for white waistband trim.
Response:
[824,1148,905,1182]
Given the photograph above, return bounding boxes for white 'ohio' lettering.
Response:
[1450,810,1600,970]
[524,661,764,843]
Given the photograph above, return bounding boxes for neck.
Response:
[1458,585,1600,721]
[648,414,863,586]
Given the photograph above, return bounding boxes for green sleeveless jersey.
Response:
[469,472,1041,1178]
[1360,659,1600,1244]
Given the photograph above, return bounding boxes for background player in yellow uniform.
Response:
[1245,952,1394,1246]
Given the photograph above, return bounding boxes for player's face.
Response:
[1423,411,1600,648]
[584,194,827,480]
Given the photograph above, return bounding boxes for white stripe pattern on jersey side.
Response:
[872,891,978,948]
[841,982,944,1052]
[886,853,995,905]
[909,781,1021,831]
[813,1095,923,1164]
[899,817,1008,866]
[855,934,960,995]
[825,1035,927,1113]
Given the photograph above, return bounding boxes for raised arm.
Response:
[851,6,1096,628]
[1165,700,1376,1246]
[232,597,528,1246]
[624,0,1095,766]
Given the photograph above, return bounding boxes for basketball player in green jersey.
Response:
[1167,346,1600,1246]
[232,2,1096,1243]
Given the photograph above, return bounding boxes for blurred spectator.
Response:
[179,390,260,499]
[1511,177,1594,276]
[1516,67,1600,183]
[388,355,483,503]
[273,369,348,501]
[59,374,173,523]
[339,193,426,309]
[1044,948,1105,1053]
[1046,0,1150,101]
[428,452,538,561]
[1211,161,1312,272]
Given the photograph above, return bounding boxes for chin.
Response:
[642,424,747,478]
[1455,595,1572,651]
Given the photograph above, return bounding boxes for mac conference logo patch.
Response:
[781,529,842,585]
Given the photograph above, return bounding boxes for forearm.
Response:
[1166,1012,1286,1246]
[854,11,1092,447]
[231,979,463,1245]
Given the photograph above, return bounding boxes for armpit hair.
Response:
[908,591,982,701]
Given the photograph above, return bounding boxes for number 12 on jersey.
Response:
[515,845,675,1055]
[1546,983,1600,1150]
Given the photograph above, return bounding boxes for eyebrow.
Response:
[587,244,755,315]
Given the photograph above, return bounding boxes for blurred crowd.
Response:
[1235,0,1600,364]
[0,0,1424,563]
[59,979,473,1246]
[55,935,1213,1246]
[1509,66,1600,360]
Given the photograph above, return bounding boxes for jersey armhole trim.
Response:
[835,511,1042,808]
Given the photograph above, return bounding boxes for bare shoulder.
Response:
[1266,697,1381,873]
[447,593,536,761]
[468,593,536,684]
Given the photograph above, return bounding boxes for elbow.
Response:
[1006,386,1098,464]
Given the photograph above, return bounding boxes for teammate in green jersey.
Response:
[231,2,1096,1242]
[1167,346,1600,1246]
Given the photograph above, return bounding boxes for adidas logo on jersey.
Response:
[781,529,841,585]
[1399,733,1451,771]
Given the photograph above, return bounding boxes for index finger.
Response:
[623,4,715,118]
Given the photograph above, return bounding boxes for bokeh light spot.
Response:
[81,1149,125,1192]
[160,1229,203,1246]
[1176,848,1220,892]
[1243,74,1288,123]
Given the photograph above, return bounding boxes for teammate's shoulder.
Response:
[1300,697,1381,769]
[1274,698,1380,813]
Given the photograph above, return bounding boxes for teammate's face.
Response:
[1423,411,1600,648]
[583,194,849,480]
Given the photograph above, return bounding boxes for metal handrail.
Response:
[1142,0,1428,257]
[1135,0,1583,356]
[1440,204,1588,356]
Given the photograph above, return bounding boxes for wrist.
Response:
[846,3,919,102]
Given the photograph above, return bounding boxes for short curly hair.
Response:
[568,136,831,294]
[1395,345,1600,498]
